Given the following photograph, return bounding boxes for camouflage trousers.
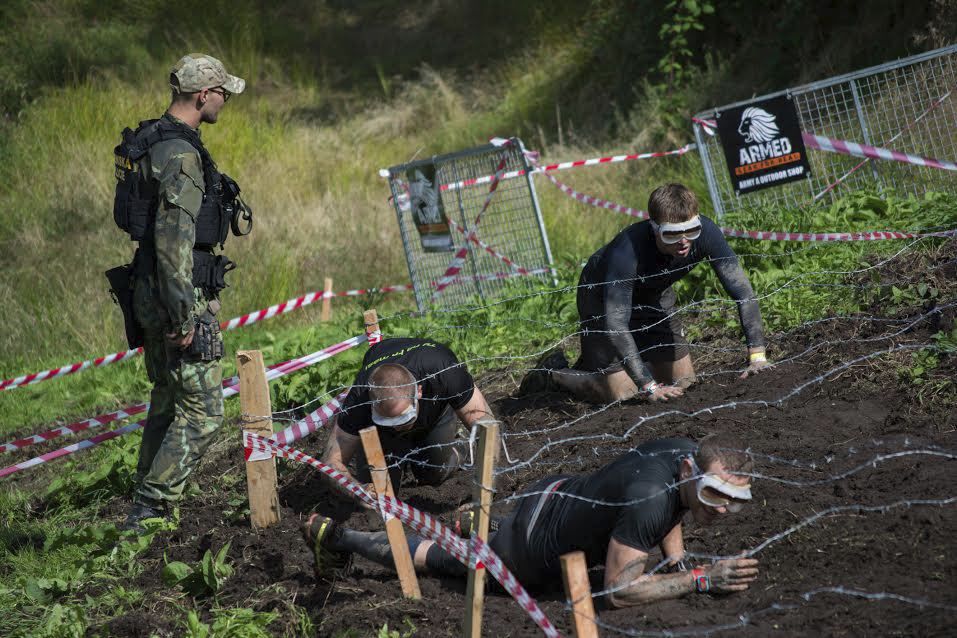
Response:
[132,279,224,507]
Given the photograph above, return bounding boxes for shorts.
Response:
[574,282,689,373]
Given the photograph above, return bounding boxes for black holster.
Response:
[105,264,144,349]
[187,309,224,361]
[191,250,235,296]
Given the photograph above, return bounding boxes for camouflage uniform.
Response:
[130,54,245,509]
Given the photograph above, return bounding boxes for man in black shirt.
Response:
[525,183,769,403]
[307,434,760,606]
[322,338,494,495]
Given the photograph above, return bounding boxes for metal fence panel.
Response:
[695,44,957,223]
[387,138,555,312]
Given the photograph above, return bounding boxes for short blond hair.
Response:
[648,183,699,223]
[694,433,754,474]
[368,364,417,410]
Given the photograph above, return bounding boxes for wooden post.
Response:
[463,420,500,638]
[363,308,381,345]
[560,551,599,638]
[238,350,280,529]
[359,426,421,599]
[321,277,333,322]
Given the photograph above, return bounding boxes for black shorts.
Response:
[574,286,689,373]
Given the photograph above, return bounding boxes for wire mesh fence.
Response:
[695,44,957,223]
[386,138,555,311]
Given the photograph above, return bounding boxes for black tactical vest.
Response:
[113,117,230,248]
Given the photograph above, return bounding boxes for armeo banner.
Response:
[716,94,812,195]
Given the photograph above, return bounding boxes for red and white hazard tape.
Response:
[269,390,349,447]
[221,285,414,331]
[2,281,411,393]
[813,89,953,200]
[434,143,695,193]
[802,133,957,172]
[244,433,560,638]
[433,145,512,298]
[0,348,144,392]
[543,166,957,242]
[694,116,957,172]
[0,335,366,478]
[1,337,365,455]
[541,170,648,220]
[447,219,531,275]
[0,402,149,454]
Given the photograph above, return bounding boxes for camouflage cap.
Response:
[170,53,245,94]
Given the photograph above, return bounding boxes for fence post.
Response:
[237,350,281,529]
[463,420,500,638]
[364,308,381,345]
[321,277,333,322]
[848,79,883,186]
[359,426,421,599]
[560,551,599,638]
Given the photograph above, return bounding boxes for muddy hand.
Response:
[739,358,771,380]
[706,558,760,593]
[648,385,684,402]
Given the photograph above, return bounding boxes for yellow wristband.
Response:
[749,352,767,364]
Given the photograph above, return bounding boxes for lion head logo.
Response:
[737,107,779,143]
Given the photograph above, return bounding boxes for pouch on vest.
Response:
[113,128,154,241]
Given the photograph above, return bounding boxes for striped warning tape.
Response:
[269,390,349,447]
[540,161,957,242]
[244,433,560,638]
[1,283,410,393]
[432,143,513,298]
[802,133,957,172]
[693,116,957,172]
[0,335,366,478]
[1,336,364,455]
[430,143,695,193]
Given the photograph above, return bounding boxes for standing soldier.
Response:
[108,54,251,531]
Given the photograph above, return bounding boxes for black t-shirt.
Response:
[337,338,475,439]
[578,216,765,385]
[516,438,695,580]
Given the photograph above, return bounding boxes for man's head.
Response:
[168,53,245,125]
[680,433,754,524]
[648,183,702,258]
[368,364,422,431]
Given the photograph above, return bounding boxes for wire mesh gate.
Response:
[386,138,555,312]
[694,44,957,222]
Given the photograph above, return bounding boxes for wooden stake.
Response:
[238,350,280,529]
[363,308,381,344]
[321,277,333,322]
[560,551,599,638]
[359,426,421,599]
[463,420,500,638]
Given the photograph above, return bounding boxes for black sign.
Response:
[716,94,812,195]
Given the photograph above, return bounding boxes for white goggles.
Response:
[691,458,752,512]
[371,396,418,427]
[650,217,702,244]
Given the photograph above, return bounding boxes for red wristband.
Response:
[692,568,710,593]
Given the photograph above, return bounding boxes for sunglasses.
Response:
[208,87,232,103]
[691,458,751,512]
[650,218,702,244]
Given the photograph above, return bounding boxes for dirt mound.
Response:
[100,303,956,636]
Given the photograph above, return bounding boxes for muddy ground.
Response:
[87,289,957,638]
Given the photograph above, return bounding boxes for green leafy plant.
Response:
[163,544,235,597]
